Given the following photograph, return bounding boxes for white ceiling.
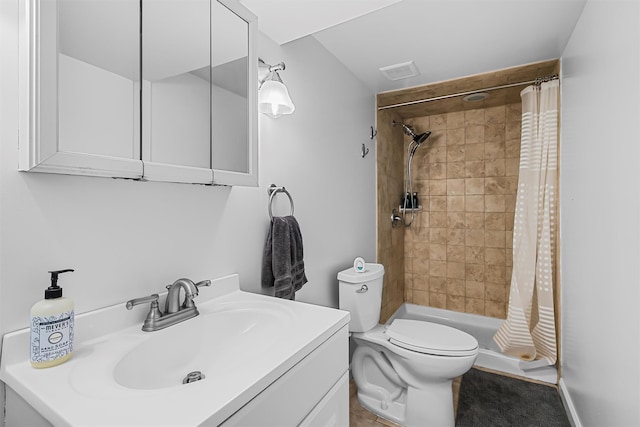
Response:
[240,0,587,93]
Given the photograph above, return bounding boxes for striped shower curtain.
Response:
[493,80,559,365]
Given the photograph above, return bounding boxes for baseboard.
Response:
[558,378,582,427]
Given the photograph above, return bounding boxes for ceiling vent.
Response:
[379,61,419,81]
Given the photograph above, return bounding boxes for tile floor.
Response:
[349,377,462,426]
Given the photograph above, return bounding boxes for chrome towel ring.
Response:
[267,184,294,219]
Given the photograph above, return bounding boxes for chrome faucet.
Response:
[126,278,211,332]
[165,278,199,314]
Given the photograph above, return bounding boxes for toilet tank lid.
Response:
[386,319,479,356]
[337,263,384,283]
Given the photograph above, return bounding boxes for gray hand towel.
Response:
[261,215,308,300]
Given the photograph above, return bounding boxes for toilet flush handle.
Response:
[356,284,368,293]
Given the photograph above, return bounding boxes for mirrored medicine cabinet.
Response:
[18,0,258,186]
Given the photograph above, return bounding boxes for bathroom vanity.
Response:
[0,275,350,426]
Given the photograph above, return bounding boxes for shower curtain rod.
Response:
[377,74,559,111]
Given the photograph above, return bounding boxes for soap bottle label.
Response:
[30,310,74,363]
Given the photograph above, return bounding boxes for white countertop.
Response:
[0,274,350,426]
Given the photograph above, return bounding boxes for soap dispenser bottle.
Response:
[30,269,75,368]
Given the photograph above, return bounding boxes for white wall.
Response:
[0,0,374,345]
[560,1,640,425]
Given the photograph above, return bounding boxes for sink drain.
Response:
[183,371,206,384]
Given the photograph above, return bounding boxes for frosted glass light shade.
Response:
[259,79,295,118]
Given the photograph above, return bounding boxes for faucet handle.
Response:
[195,280,211,288]
[126,294,159,310]
[183,280,210,308]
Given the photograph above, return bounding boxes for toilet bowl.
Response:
[338,263,479,427]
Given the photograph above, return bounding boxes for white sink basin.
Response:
[113,300,293,390]
[0,274,350,426]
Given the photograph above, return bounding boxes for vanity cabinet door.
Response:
[18,0,143,179]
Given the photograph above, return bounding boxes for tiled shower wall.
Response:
[402,103,522,318]
[376,109,405,322]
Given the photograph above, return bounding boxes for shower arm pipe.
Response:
[378,74,559,111]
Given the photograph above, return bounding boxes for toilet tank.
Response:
[338,263,384,332]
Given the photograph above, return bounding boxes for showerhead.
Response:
[393,121,432,145]
[413,130,431,145]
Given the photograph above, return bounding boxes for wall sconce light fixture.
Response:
[258,58,295,118]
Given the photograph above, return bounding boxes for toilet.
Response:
[338,263,479,427]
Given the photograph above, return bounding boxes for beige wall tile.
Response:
[447,212,465,229]
[485,142,506,160]
[485,282,506,302]
[465,143,485,161]
[447,162,466,179]
[430,293,447,309]
[465,246,485,264]
[412,274,430,292]
[430,196,447,212]
[464,109,484,126]
[505,138,521,158]
[465,178,485,195]
[447,229,465,246]
[485,195,506,212]
[485,247,506,265]
[485,105,506,124]
[429,227,448,244]
[485,122,505,143]
[486,264,506,284]
[446,111,465,129]
[465,298,485,315]
[485,159,506,177]
[430,243,447,261]
[485,300,506,318]
[466,263,485,282]
[430,276,447,293]
[505,158,519,176]
[465,195,485,212]
[506,120,521,140]
[447,179,465,195]
[447,196,465,212]
[485,230,506,248]
[427,144,447,163]
[412,290,429,306]
[446,128,465,145]
[447,145,466,162]
[447,262,466,280]
[431,113,447,130]
[466,229,485,247]
[430,162,447,179]
[465,212,485,229]
[430,211,448,228]
[413,257,430,275]
[506,103,522,122]
[430,260,447,277]
[447,278,466,296]
[429,179,447,195]
[447,245,465,262]
[485,213,506,230]
[465,161,485,178]
[465,125,484,144]
[447,295,466,312]
[465,280,485,299]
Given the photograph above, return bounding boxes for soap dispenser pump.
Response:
[30,269,75,368]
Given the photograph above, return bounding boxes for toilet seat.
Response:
[385,319,479,357]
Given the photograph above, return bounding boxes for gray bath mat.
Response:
[456,368,571,427]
